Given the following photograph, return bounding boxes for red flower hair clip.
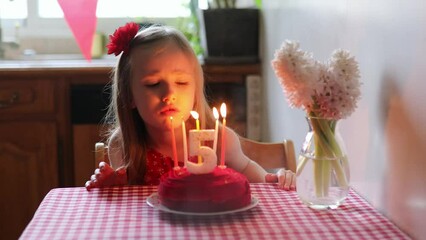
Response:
[106,22,140,56]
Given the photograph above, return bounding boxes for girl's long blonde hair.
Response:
[105,24,214,184]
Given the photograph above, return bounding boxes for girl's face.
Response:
[130,40,196,132]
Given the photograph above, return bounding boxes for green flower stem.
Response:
[309,115,348,197]
[311,118,330,197]
[316,119,348,188]
[296,155,308,176]
[322,159,331,196]
[313,132,327,197]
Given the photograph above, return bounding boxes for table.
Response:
[20,184,410,239]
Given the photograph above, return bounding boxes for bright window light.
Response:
[0,0,27,19]
[38,0,190,18]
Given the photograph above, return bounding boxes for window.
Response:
[1,0,190,19]
[0,0,193,39]
[38,0,190,18]
[0,0,27,19]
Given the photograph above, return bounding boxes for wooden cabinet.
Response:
[203,63,262,139]
[0,79,58,240]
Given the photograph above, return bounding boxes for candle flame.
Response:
[169,116,173,127]
[220,103,227,118]
[190,110,199,120]
[213,107,219,119]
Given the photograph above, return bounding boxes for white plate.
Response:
[146,192,259,216]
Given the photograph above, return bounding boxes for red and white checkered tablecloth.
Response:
[20,184,410,240]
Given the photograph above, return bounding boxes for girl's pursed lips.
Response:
[159,106,179,115]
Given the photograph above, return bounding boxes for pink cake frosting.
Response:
[158,167,251,212]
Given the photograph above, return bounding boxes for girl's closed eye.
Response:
[176,80,189,86]
[173,72,192,86]
[142,78,161,87]
[145,82,160,87]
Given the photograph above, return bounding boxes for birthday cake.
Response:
[158,166,251,212]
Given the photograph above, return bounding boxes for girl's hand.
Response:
[85,162,128,190]
[265,169,296,191]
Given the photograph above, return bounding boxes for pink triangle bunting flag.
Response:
[57,0,98,62]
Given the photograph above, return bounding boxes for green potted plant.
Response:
[200,0,262,64]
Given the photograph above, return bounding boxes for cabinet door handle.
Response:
[0,92,20,108]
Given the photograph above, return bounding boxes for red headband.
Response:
[106,22,140,56]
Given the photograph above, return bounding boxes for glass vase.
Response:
[296,116,350,210]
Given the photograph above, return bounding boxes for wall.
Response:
[261,1,426,239]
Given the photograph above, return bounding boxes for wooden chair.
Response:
[94,142,108,168]
[239,137,296,173]
[94,137,296,173]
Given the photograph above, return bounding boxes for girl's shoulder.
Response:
[222,126,250,172]
[223,126,246,150]
[107,128,124,169]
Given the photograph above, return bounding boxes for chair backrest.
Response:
[94,142,108,168]
[239,137,296,173]
[94,137,297,173]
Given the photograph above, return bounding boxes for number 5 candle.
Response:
[188,129,217,174]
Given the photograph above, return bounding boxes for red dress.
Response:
[143,148,183,185]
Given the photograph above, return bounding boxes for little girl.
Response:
[85,22,296,191]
